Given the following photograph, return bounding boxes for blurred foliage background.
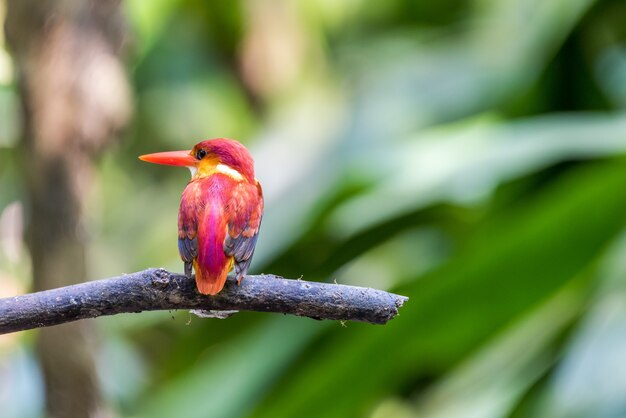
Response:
[1,0,626,417]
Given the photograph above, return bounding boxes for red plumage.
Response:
[140,138,264,295]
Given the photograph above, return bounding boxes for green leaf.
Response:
[135,316,328,418]
[251,159,626,418]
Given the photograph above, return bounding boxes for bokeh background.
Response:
[2,0,626,417]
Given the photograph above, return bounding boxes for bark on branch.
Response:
[0,269,408,334]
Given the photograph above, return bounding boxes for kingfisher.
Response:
[139,138,264,295]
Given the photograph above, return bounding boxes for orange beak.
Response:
[139,150,196,167]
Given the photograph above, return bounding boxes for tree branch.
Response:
[0,269,408,334]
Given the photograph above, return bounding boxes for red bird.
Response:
[139,138,264,295]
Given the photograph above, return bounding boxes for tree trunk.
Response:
[4,1,132,417]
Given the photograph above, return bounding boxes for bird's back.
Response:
[179,172,263,295]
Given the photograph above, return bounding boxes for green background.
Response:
[2,0,626,417]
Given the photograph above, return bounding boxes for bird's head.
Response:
[139,138,255,182]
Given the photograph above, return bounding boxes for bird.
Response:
[139,138,264,295]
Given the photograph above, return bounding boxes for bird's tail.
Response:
[194,258,233,295]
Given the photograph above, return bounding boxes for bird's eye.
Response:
[196,149,207,160]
